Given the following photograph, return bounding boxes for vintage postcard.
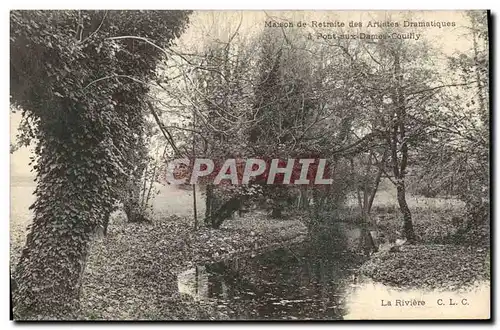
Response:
[10,10,490,320]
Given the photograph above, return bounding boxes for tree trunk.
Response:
[102,210,111,236]
[124,182,149,223]
[14,231,91,319]
[367,150,387,214]
[13,177,96,319]
[391,51,416,243]
[299,186,310,209]
[205,184,215,226]
[208,197,242,229]
[396,181,416,242]
[271,207,282,219]
[470,13,487,119]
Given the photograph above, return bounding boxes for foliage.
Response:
[78,213,306,320]
[410,12,489,229]
[360,244,490,290]
[159,26,381,228]
[10,10,190,319]
[372,201,465,244]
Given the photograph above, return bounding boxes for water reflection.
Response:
[178,243,490,320]
[177,244,366,320]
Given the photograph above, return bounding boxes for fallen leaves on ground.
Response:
[78,212,307,320]
[360,244,490,291]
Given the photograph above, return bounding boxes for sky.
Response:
[175,10,481,56]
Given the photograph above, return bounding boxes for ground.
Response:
[10,177,308,320]
[79,214,306,320]
[360,244,490,291]
[10,176,491,320]
[353,183,490,292]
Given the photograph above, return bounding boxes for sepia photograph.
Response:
[9,9,491,321]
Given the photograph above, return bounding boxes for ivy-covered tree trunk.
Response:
[13,120,115,319]
[10,10,191,319]
[14,206,93,318]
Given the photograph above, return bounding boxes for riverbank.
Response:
[358,194,490,292]
[11,179,489,319]
[360,244,490,291]
[78,212,307,320]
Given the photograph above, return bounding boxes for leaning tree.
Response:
[10,10,190,319]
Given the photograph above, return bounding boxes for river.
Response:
[177,241,368,320]
[177,239,491,320]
